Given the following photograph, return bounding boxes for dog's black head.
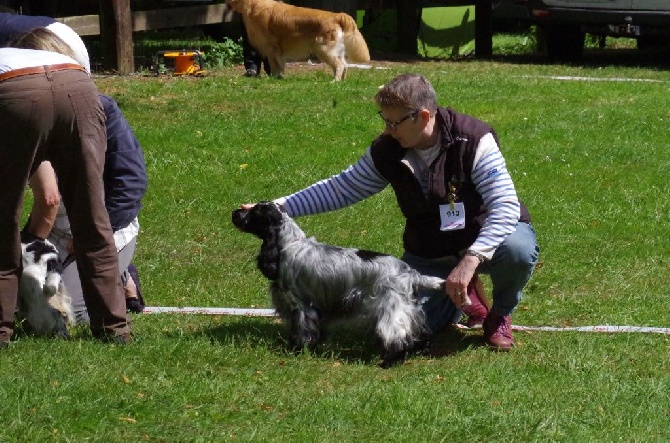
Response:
[232,201,285,280]
[232,201,284,239]
[20,232,63,276]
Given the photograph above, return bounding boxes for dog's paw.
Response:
[378,350,407,369]
[55,319,71,340]
[289,336,319,354]
[412,336,431,355]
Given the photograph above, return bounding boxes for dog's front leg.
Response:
[288,307,321,351]
[270,283,321,351]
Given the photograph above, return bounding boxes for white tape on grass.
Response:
[142,306,670,335]
[142,306,276,316]
[518,75,665,83]
[512,325,670,335]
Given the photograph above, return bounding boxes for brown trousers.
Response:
[0,66,129,342]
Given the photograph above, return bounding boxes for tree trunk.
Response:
[99,0,134,73]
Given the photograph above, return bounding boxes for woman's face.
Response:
[378,106,427,149]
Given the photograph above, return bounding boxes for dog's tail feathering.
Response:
[415,275,445,292]
[415,274,473,306]
[338,13,370,62]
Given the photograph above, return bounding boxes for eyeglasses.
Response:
[378,110,418,131]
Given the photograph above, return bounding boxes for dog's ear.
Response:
[257,225,281,280]
[257,201,284,220]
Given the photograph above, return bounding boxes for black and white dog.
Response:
[18,232,75,338]
[232,201,456,368]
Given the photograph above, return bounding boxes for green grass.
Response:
[4,45,670,441]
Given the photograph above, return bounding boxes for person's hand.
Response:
[444,254,479,307]
[240,203,256,210]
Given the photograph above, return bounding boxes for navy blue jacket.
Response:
[0,13,55,46]
[99,94,148,231]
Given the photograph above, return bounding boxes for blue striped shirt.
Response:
[276,133,520,259]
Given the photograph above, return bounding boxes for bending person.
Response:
[11,26,147,321]
[0,43,129,346]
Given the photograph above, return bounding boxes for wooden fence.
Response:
[56,1,493,73]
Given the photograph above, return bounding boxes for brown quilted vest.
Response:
[370,107,531,259]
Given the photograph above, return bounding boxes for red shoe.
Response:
[483,313,514,351]
[460,279,489,328]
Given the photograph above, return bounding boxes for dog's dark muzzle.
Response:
[232,208,250,230]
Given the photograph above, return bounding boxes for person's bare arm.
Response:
[27,161,60,239]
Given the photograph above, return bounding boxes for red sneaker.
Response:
[460,279,489,328]
[483,313,514,351]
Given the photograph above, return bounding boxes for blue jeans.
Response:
[402,222,540,335]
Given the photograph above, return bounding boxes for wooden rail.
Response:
[57,4,236,36]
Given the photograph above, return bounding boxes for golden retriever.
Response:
[227,0,370,81]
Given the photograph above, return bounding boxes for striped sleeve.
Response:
[469,133,521,259]
[275,148,388,217]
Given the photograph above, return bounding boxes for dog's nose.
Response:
[231,209,248,227]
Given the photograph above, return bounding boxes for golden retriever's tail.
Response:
[338,13,370,62]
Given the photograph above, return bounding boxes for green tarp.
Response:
[359,6,475,58]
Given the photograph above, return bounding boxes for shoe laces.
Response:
[487,314,512,339]
[495,316,512,338]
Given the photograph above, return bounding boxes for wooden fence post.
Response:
[474,0,493,58]
[396,0,421,55]
[99,0,134,73]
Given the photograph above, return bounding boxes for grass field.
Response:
[3,46,669,442]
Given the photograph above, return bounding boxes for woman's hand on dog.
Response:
[445,255,479,307]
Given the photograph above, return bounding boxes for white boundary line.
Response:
[512,325,670,335]
[517,75,665,83]
[142,306,276,316]
[142,306,670,335]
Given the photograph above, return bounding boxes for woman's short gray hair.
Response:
[374,73,438,114]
